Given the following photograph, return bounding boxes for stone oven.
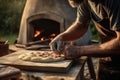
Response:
[16,0,91,48]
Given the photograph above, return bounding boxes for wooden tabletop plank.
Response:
[0,65,21,79]
[21,58,86,80]
[0,50,73,73]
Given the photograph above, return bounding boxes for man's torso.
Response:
[77,0,120,68]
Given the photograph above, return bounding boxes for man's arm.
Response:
[79,31,120,57]
[60,20,89,41]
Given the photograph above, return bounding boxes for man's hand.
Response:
[49,36,64,54]
[64,45,81,59]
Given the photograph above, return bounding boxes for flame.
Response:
[50,33,56,41]
[34,30,57,41]
[34,30,41,37]
[50,33,56,37]
[41,37,45,41]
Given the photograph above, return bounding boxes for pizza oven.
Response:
[16,0,91,49]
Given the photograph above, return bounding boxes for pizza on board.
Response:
[18,51,65,63]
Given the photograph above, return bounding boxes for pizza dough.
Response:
[18,51,65,63]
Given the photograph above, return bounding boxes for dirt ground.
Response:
[84,58,99,80]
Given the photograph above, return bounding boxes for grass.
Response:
[0,34,18,44]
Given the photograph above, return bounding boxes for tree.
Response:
[0,0,26,35]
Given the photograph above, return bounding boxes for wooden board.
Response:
[0,65,21,79]
[0,50,73,73]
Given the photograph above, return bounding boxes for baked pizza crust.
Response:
[18,51,65,63]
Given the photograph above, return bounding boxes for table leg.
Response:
[86,57,96,80]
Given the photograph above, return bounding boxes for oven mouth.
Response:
[23,18,60,50]
[28,18,60,42]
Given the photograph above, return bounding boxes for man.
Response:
[50,0,120,80]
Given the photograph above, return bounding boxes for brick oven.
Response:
[16,0,91,49]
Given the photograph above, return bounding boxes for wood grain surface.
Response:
[0,50,73,73]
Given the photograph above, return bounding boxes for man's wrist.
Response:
[78,46,86,56]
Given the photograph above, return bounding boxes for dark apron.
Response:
[97,58,120,80]
[91,11,120,80]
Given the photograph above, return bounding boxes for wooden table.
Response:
[20,57,96,80]
[20,58,86,80]
[0,65,21,80]
[8,45,96,80]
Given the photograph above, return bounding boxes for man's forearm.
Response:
[80,37,120,57]
[61,21,89,41]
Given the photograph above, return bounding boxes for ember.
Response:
[34,29,57,41]
[32,19,60,43]
[34,30,42,38]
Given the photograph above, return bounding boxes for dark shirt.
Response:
[77,0,120,67]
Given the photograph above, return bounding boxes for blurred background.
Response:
[0,0,98,44]
[0,0,26,44]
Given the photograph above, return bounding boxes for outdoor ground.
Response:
[84,58,98,80]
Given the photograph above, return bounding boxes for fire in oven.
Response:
[31,19,60,42]
[25,19,60,50]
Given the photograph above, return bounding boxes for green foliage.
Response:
[0,34,18,44]
[90,22,99,40]
[0,0,26,35]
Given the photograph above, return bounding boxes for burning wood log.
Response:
[25,45,50,50]
[26,39,50,47]
[15,44,26,48]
